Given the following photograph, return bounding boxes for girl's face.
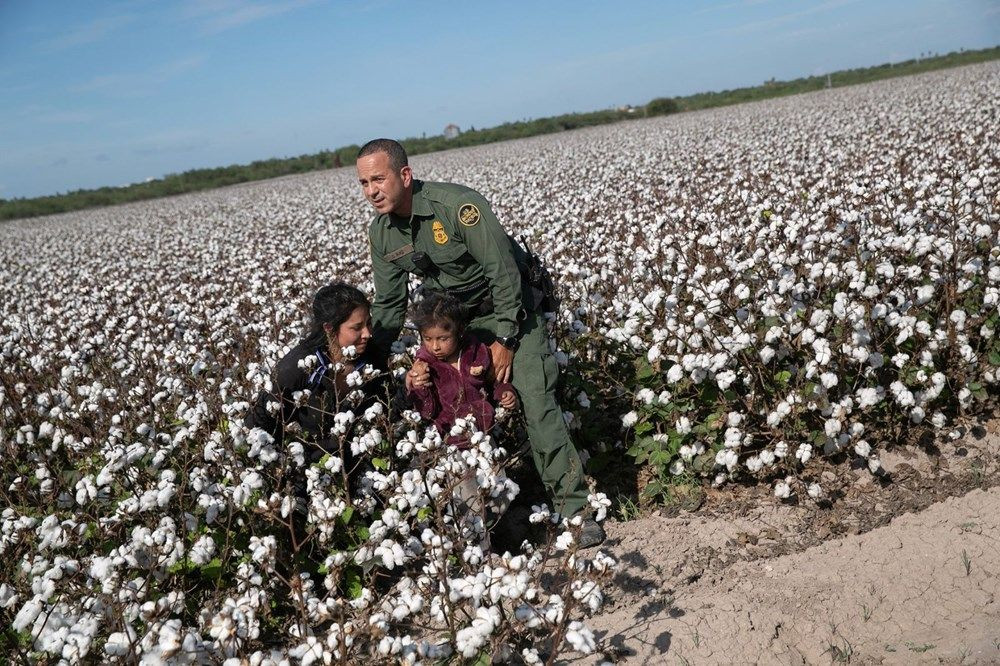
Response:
[329,306,372,357]
[421,324,460,362]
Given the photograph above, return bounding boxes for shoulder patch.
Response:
[459,203,481,227]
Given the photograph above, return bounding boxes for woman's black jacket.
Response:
[244,342,393,463]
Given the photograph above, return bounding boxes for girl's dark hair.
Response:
[302,283,370,350]
[412,291,467,337]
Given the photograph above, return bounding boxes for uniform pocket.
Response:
[427,236,468,268]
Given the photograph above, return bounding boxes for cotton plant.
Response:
[2,372,615,663]
[3,61,1000,660]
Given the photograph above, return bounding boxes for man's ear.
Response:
[401,165,413,188]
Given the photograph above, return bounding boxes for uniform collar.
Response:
[409,180,435,217]
[384,181,434,226]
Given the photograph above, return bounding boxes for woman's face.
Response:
[329,306,372,357]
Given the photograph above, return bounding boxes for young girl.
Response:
[407,291,518,445]
[407,292,518,547]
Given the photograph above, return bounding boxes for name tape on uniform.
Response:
[384,244,414,262]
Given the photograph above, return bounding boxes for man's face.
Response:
[356,151,412,215]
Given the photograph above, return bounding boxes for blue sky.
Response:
[1,0,997,199]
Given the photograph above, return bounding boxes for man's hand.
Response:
[406,359,431,391]
[499,390,518,411]
[489,341,514,384]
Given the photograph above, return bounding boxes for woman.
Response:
[245,282,389,463]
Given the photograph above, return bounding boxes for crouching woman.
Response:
[244,282,389,466]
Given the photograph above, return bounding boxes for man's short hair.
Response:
[357,138,408,171]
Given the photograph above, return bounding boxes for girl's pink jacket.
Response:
[408,335,515,445]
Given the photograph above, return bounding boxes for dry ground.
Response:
[573,420,1000,665]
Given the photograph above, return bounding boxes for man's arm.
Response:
[454,193,523,339]
[370,236,409,362]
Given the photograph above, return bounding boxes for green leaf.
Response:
[338,506,354,526]
[471,651,491,666]
[634,421,653,436]
[201,557,223,580]
[643,481,663,498]
[167,559,192,575]
[774,370,792,385]
[691,451,715,472]
[345,567,363,599]
[989,351,1000,366]
[372,457,388,471]
[416,506,432,522]
[635,359,656,381]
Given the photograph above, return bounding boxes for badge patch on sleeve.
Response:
[458,203,481,227]
[432,220,449,245]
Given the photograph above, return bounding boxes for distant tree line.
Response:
[3,45,997,222]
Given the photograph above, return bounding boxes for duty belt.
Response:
[420,278,494,318]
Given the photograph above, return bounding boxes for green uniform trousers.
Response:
[468,308,590,517]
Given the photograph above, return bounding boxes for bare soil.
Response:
[572,419,1000,665]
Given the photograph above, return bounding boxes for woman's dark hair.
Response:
[412,291,467,337]
[302,283,370,350]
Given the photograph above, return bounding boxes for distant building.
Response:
[443,124,460,140]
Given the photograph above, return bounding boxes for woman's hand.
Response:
[499,390,518,410]
[406,359,431,391]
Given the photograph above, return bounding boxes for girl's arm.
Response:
[407,362,440,420]
[476,341,518,409]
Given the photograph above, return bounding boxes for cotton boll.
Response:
[715,369,737,390]
[564,620,597,653]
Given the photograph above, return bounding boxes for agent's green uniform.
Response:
[368,180,589,516]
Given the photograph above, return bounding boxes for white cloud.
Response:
[38,14,135,52]
[710,0,862,36]
[179,0,321,35]
[71,56,206,95]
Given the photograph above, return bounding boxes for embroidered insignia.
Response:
[458,203,481,227]
[469,365,483,377]
[384,243,413,262]
[432,220,449,245]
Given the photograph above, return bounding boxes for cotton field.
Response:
[2,61,999,663]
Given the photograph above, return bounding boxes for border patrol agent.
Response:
[356,138,605,547]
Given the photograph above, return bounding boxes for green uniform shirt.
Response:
[368,180,528,351]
